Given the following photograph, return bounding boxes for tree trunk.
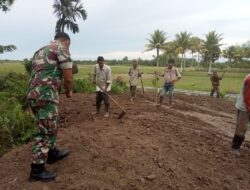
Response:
[183,53,186,68]
[156,48,159,68]
[197,51,200,67]
[208,57,212,74]
[191,52,194,67]
[180,53,184,72]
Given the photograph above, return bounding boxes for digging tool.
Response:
[140,75,145,94]
[96,83,126,119]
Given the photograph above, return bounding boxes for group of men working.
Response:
[26,32,250,182]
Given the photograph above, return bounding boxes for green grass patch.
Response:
[0,62,246,94]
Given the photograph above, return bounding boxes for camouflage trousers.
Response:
[29,100,59,164]
[210,86,220,98]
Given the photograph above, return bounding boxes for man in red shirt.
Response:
[232,73,250,155]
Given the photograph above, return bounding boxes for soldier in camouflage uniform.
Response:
[210,71,224,98]
[27,32,73,182]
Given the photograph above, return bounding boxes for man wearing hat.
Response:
[155,59,181,107]
[93,56,112,117]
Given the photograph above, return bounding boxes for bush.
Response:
[73,76,128,95]
[0,72,36,155]
[111,76,128,94]
[73,78,95,93]
[23,58,32,75]
[0,72,29,105]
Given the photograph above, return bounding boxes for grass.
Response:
[0,61,246,94]
[0,62,25,75]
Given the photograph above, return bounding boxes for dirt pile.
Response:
[0,92,250,190]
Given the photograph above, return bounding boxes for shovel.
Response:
[140,75,145,94]
[96,83,126,119]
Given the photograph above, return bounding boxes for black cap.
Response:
[97,56,104,62]
[168,59,175,64]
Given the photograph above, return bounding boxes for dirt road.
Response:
[1,92,250,190]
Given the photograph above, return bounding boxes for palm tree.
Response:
[0,0,16,54]
[223,45,249,68]
[163,41,178,60]
[175,31,192,71]
[189,37,204,67]
[0,45,16,54]
[203,31,223,73]
[144,29,167,67]
[0,0,15,11]
[53,0,87,34]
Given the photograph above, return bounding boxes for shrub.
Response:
[152,75,160,86]
[111,76,128,94]
[0,72,36,155]
[0,72,29,105]
[23,58,32,75]
[73,78,95,93]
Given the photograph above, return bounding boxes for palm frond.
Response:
[0,45,17,54]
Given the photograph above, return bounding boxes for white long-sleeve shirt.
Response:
[94,64,112,92]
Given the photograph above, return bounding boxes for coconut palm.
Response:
[0,0,15,11]
[175,31,192,71]
[144,29,167,67]
[53,0,87,34]
[0,0,16,54]
[163,41,178,60]
[0,45,16,54]
[203,31,223,73]
[189,37,204,67]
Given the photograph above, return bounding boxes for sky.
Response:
[0,0,250,60]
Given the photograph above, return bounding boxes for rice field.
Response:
[0,62,246,93]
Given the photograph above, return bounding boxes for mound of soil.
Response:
[1,91,250,190]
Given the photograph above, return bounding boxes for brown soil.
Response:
[1,91,250,190]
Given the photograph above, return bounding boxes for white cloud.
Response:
[1,0,250,60]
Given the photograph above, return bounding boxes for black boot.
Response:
[47,148,70,164]
[210,90,214,97]
[29,163,56,182]
[232,135,245,149]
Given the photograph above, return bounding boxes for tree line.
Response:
[145,29,250,72]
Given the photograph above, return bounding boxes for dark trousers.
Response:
[96,91,110,112]
[210,86,220,98]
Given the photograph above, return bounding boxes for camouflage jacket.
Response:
[27,40,72,103]
[210,75,222,87]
